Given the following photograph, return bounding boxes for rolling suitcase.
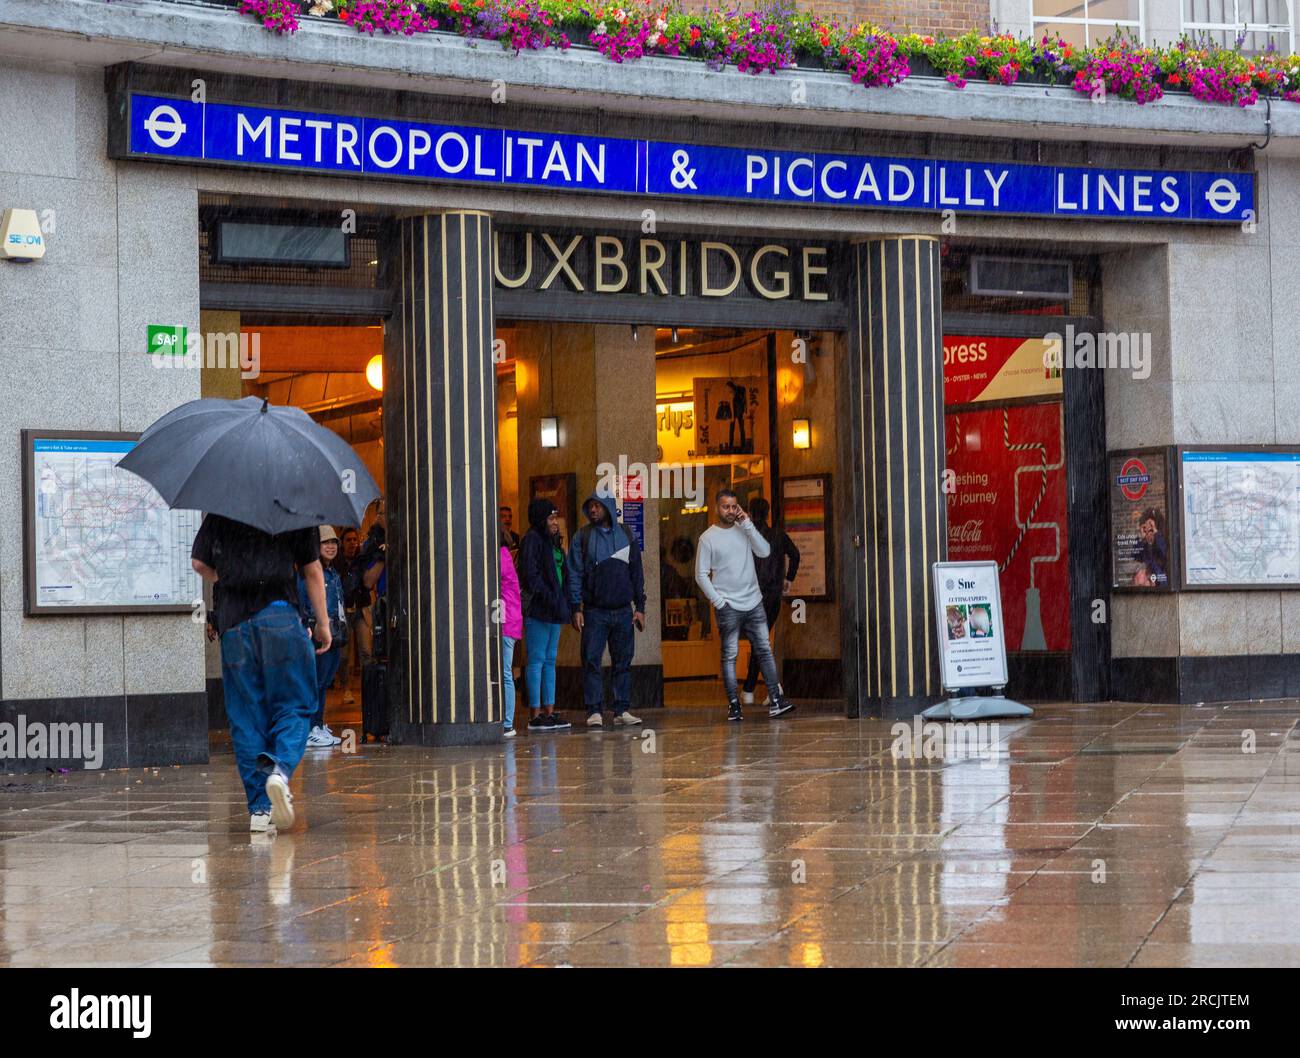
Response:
[361,662,389,742]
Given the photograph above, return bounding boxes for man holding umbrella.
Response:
[119,396,380,835]
[192,515,331,833]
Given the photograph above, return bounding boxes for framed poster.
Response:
[931,560,1010,691]
[1109,446,1176,592]
[529,472,579,546]
[780,474,833,602]
[1178,445,1300,590]
[22,430,202,615]
[693,376,768,457]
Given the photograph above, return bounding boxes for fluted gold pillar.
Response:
[847,236,946,716]
[384,210,501,745]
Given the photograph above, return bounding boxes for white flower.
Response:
[308,0,333,15]
[613,8,627,23]
[655,17,667,31]
[595,20,607,34]
[647,31,661,46]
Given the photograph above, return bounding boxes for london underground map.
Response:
[27,437,201,611]
[1181,451,1300,587]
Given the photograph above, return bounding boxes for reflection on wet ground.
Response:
[2,700,1299,967]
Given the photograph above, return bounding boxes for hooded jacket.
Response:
[567,492,646,612]
[518,498,571,624]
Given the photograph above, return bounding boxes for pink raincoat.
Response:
[499,546,524,640]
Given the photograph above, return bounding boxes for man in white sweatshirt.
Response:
[695,489,796,722]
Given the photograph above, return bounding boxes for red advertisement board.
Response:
[943,335,1062,406]
[943,402,1071,652]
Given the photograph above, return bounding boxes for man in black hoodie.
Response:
[518,499,573,731]
[741,497,800,706]
[568,492,646,728]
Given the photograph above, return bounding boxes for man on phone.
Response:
[695,489,796,722]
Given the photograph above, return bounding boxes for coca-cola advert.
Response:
[943,402,1071,652]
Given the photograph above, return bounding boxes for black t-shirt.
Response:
[191,514,320,636]
[335,555,373,611]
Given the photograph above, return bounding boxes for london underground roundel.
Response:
[1117,458,1151,501]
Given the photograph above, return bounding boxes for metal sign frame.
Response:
[931,559,1010,693]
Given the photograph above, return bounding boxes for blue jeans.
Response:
[717,602,782,706]
[502,635,517,729]
[743,594,783,694]
[524,617,562,709]
[313,643,342,728]
[581,606,633,716]
[220,601,317,814]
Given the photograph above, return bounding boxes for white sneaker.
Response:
[613,712,643,726]
[502,727,517,739]
[306,726,333,748]
[322,724,343,746]
[265,772,295,830]
[586,712,604,727]
[249,811,275,834]
[741,691,754,706]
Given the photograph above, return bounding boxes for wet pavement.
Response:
[2,699,1299,967]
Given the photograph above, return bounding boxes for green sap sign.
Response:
[148,324,188,356]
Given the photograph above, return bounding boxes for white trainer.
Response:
[322,724,343,746]
[586,712,604,727]
[265,772,295,830]
[613,712,643,726]
[249,811,275,834]
[306,726,333,748]
[741,691,754,706]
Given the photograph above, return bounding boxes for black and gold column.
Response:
[847,237,946,717]
[383,210,501,746]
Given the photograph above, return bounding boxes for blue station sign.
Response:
[125,92,1254,224]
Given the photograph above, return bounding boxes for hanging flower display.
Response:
[232,1,1300,108]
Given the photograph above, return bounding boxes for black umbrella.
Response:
[118,396,381,535]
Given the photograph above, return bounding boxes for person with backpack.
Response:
[567,492,645,728]
[740,497,800,707]
[499,525,524,739]
[519,499,572,731]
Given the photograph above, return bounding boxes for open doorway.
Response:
[493,319,843,712]
[223,317,387,734]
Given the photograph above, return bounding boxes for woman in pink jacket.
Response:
[499,530,525,738]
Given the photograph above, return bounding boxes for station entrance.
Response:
[493,320,845,711]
